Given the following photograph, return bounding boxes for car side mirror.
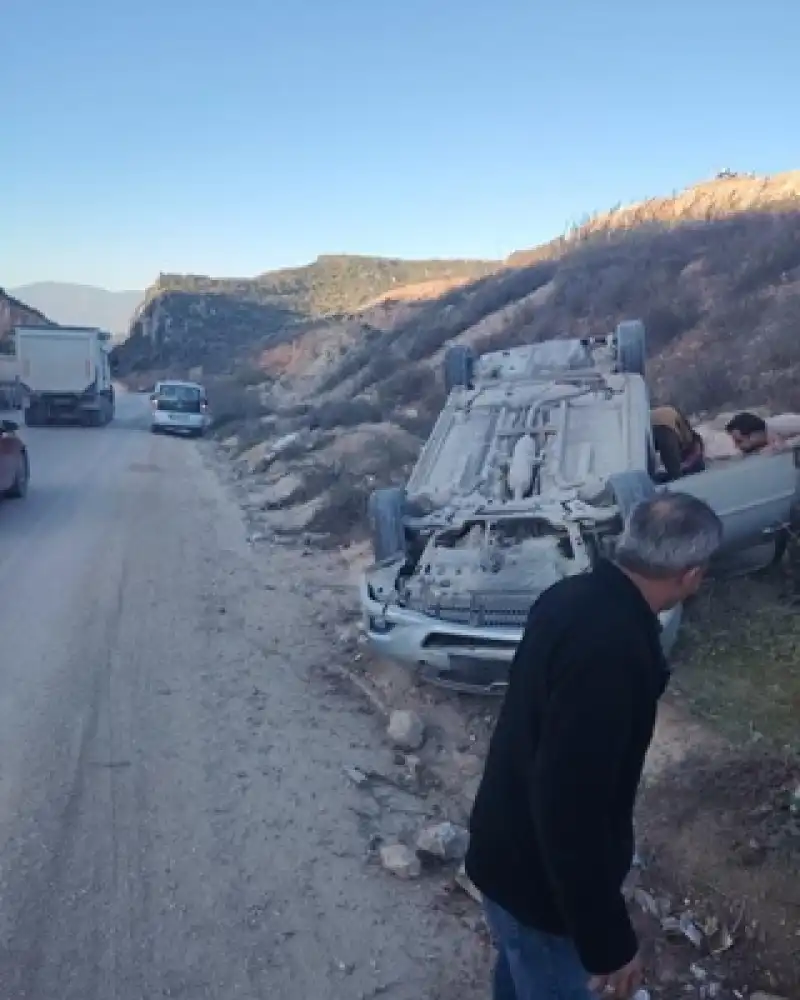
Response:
[149,393,157,402]
[0,419,19,433]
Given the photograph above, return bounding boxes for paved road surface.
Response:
[0,391,479,999]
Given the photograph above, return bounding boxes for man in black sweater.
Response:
[466,493,723,999]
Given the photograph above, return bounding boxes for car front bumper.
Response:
[360,574,682,695]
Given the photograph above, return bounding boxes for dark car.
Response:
[0,419,29,499]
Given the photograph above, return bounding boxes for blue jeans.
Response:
[484,898,595,1000]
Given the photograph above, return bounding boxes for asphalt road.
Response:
[0,390,479,999]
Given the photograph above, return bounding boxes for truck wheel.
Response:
[608,470,657,519]
[615,320,646,377]
[443,346,475,394]
[5,453,29,499]
[367,487,407,563]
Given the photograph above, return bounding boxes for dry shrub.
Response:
[308,398,383,430]
[305,474,372,547]
[205,377,271,430]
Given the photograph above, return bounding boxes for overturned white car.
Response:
[360,321,800,695]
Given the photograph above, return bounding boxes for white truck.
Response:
[15,326,115,427]
[0,350,22,410]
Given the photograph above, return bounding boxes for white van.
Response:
[150,381,210,437]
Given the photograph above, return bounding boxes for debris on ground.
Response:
[454,863,482,904]
[416,822,470,863]
[379,844,421,880]
[387,709,425,751]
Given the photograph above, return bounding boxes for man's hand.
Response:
[588,953,643,998]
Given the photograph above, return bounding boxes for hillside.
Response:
[9,283,142,338]
[113,254,499,374]
[196,169,800,544]
[0,289,53,348]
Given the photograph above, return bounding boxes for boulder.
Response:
[387,710,425,751]
[379,844,421,880]
[415,822,469,862]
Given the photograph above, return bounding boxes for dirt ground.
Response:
[216,447,799,1000]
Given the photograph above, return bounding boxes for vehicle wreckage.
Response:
[360,321,800,695]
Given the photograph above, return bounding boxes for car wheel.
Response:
[615,320,647,377]
[367,487,407,563]
[5,453,29,499]
[151,424,161,434]
[443,345,476,394]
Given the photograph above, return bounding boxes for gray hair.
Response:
[614,493,723,579]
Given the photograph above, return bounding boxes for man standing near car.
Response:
[465,493,723,999]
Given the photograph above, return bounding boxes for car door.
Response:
[671,448,800,552]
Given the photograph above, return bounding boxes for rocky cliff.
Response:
[113,254,499,375]
[0,289,53,347]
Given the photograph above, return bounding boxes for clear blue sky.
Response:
[3,0,800,290]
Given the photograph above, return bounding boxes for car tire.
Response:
[5,453,29,499]
[615,320,646,377]
[367,487,407,563]
[443,345,475,394]
[150,424,161,435]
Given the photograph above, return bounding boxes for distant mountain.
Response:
[9,282,143,339]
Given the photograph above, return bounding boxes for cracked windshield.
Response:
[1,1,798,998]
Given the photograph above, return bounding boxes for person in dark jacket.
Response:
[466,493,723,1000]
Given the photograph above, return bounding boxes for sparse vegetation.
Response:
[674,572,800,751]
[148,255,499,316]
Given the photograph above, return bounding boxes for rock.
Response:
[270,496,327,534]
[343,765,370,787]
[240,441,273,474]
[632,887,660,917]
[689,962,708,981]
[239,432,305,476]
[453,751,483,777]
[404,754,422,782]
[461,776,481,813]
[454,863,482,903]
[222,435,240,450]
[386,710,425,751]
[379,844,421,879]
[255,473,305,510]
[416,821,469,862]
